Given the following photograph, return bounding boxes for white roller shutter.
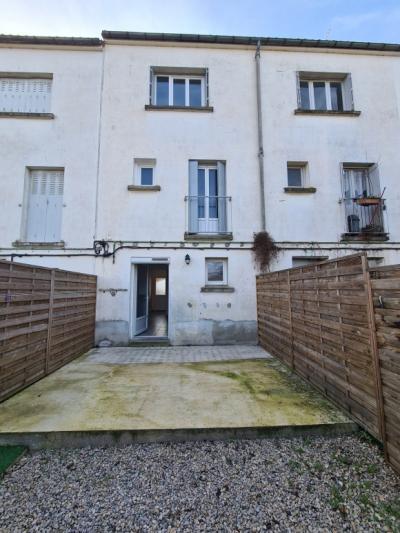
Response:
[26,170,64,242]
[0,78,52,113]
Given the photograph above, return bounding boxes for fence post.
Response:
[361,255,387,458]
[287,269,294,369]
[45,269,55,375]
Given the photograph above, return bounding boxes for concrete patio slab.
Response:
[0,346,355,448]
[85,344,270,364]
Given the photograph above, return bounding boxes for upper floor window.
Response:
[297,72,354,112]
[0,74,52,114]
[150,67,208,108]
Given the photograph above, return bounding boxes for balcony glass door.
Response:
[198,167,218,233]
[343,167,384,234]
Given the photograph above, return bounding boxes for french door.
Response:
[198,166,218,233]
[135,265,149,335]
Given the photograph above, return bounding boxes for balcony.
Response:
[184,195,232,240]
[341,196,388,241]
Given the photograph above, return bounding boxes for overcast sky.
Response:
[0,0,399,44]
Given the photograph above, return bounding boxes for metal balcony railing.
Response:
[343,196,387,240]
[185,195,232,235]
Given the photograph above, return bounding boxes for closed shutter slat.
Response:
[0,78,52,113]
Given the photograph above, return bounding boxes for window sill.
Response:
[201,285,235,293]
[0,112,54,119]
[127,185,161,191]
[184,232,233,241]
[145,105,214,112]
[284,187,317,194]
[12,240,65,249]
[341,233,389,243]
[294,109,361,117]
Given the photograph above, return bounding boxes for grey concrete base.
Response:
[0,422,359,450]
[95,320,129,346]
[96,319,258,346]
[172,319,258,345]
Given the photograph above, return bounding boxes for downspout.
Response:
[255,40,266,231]
[94,40,106,241]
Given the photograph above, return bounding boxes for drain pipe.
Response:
[255,40,266,231]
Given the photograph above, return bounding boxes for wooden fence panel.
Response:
[371,265,400,474]
[256,253,400,475]
[0,260,97,402]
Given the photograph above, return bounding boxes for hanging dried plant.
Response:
[252,231,279,272]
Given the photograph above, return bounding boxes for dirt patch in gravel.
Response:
[0,434,399,532]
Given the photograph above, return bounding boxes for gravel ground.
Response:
[0,434,399,532]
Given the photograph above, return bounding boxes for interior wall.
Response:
[149,265,168,312]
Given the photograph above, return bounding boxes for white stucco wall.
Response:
[0,46,102,248]
[1,39,400,345]
[96,43,261,242]
[261,49,400,244]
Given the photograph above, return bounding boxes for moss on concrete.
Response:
[0,356,348,433]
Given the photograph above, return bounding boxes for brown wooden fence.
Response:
[0,260,97,403]
[370,264,400,474]
[256,253,400,475]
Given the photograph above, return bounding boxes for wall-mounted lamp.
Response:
[185,254,191,265]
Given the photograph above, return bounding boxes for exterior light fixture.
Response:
[185,254,191,265]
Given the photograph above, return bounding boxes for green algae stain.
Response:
[186,359,347,424]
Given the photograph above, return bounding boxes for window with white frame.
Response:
[0,75,52,113]
[150,67,208,107]
[287,162,307,187]
[134,158,156,186]
[25,169,64,242]
[297,72,354,111]
[205,258,227,285]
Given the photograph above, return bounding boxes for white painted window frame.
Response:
[300,79,344,111]
[134,159,156,186]
[205,258,228,286]
[287,162,308,187]
[154,74,205,107]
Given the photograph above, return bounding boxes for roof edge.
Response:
[101,30,400,52]
[0,34,102,47]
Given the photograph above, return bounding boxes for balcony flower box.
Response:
[355,197,381,206]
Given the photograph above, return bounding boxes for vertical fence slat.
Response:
[45,269,55,375]
[361,255,387,453]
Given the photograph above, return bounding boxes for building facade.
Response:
[1,32,400,345]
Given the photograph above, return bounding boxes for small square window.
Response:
[287,163,307,187]
[206,259,227,285]
[134,158,156,187]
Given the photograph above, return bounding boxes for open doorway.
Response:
[132,263,168,338]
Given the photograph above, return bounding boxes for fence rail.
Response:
[0,260,97,402]
[256,253,400,475]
